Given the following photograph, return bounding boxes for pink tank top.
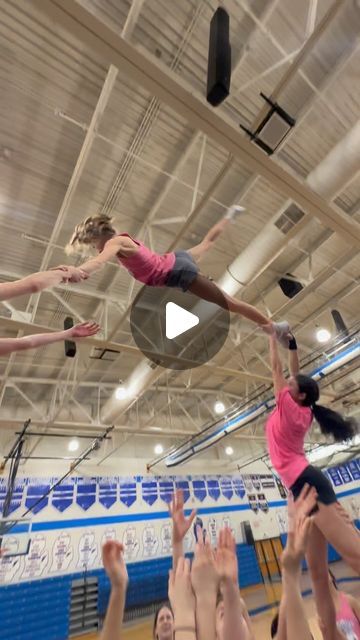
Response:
[115,234,175,286]
[266,387,312,489]
[336,592,360,639]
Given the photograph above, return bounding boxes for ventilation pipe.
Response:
[219,119,360,295]
[101,121,360,424]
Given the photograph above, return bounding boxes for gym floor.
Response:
[81,560,360,640]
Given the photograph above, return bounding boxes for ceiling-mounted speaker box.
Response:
[331,309,350,341]
[278,273,303,299]
[207,7,231,106]
[64,316,76,358]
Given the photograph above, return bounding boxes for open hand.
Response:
[102,540,128,590]
[168,557,196,621]
[169,490,196,544]
[191,528,219,598]
[215,526,238,585]
[289,484,317,527]
[70,322,100,338]
[281,493,314,575]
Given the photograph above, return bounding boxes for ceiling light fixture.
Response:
[68,438,79,453]
[154,444,164,455]
[115,386,128,400]
[214,401,225,414]
[316,328,331,343]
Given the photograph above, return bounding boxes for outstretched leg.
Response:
[305,523,337,637]
[188,274,281,332]
[314,502,360,575]
[187,205,245,263]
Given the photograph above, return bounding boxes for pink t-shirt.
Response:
[336,592,360,639]
[115,234,175,286]
[266,387,312,489]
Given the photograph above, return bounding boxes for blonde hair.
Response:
[65,214,115,255]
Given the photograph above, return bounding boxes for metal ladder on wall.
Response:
[69,575,99,637]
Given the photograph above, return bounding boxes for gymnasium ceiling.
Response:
[0,0,359,476]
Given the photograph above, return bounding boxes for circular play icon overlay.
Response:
[130,286,230,370]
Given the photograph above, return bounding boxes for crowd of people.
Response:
[99,486,359,640]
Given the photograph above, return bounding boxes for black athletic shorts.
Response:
[290,464,337,507]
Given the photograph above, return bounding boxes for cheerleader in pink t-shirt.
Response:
[63,209,290,345]
[266,332,359,633]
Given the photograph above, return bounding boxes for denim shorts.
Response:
[165,250,199,292]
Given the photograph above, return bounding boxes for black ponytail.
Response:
[296,374,358,443]
[312,404,357,442]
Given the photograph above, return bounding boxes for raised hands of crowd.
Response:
[215,527,255,640]
[169,489,196,569]
[280,485,316,640]
[167,522,253,640]
[100,540,128,640]
[168,557,197,640]
[191,526,220,640]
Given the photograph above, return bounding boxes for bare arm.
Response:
[280,487,319,640]
[100,541,128,640]
[223,582,251,640]
[169,490,196,571]
[281,571,313,640]
[191,532,219,640]
[269,335,287,395]
[216,528,252,640]
[275,595,287,640]
[0,268,84,302]
[239,598,256,640]
[0,322,99,356]
[169,558,196,640]
[79,237,132,277]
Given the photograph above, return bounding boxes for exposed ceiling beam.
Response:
[33,0,360,247]
[0,316,271,383]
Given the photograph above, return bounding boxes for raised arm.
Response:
[169,490,196,571]
[281,500,315,640]
[168,557,196,640]
[0,322,99,356]
[216,527,253,640]
[100,541,128,640]
[274,595,288,640]
[191,530,219,640]
[0,267,86,302]
[269,335,287,395]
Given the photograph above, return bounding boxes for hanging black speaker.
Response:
[278,273,303,299]
[64,316,76,358]
[207,7,231,107]
[331,309,350,341]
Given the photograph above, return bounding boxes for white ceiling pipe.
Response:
[220,118,360,295]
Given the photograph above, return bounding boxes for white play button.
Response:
[130,288,230,370]
[165,302,199,340]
